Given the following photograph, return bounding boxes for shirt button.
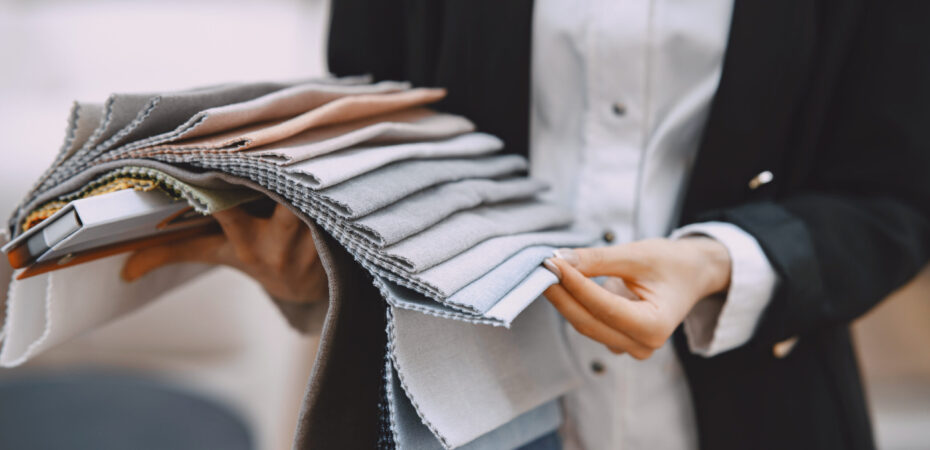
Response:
[611,102,627,117]
[590,360,606,374]
[603,230,616,243]
[748,170,774,190]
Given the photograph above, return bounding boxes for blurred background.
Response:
[0,1,927,449]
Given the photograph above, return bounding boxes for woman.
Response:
[125,0,930,448]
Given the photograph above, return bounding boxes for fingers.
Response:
[543,284,654,359]
[270,203,301,237]
[548,257,650,336]
[212,207,258,263]
[553,246,640,278]
[122,233,226,281]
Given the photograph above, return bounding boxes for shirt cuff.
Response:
[669,221,779,357]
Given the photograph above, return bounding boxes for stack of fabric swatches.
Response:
[1,76,599,448]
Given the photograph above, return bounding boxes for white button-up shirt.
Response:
[530,0,779,448]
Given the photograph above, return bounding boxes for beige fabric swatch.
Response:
[249,108,475,165]
[111,80,411,155]
[121,88,447,159]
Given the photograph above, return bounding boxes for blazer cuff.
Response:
[670,221,779,356]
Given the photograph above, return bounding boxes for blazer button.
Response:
[603,230,616,243]
[590,360,606,374]
[772,336,799,359]
[748,170,774,190]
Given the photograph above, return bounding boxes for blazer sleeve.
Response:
[705,0,930,349]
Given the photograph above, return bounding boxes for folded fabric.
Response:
[409,230,599,299]
[127,88,447,158]
[44,102,105,176]
[53,81,296,182]
[250,108,475,165]
[284,132,503,190]
[387,363,563,450]
[111,80,411,155]
[380,200,573,272]
[373,252,567,328]
[386,301,581,448]
[312,155,528,219]
[351,176,546,246]
[0,254,211,368]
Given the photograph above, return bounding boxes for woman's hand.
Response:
[122,203,328,304]
[543,237,730,359]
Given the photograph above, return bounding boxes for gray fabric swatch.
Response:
[111,80,411,155]
[315,155,528,219]
[284,132,503,190]
[61,102,106,163]
[388,362,562,450]
[249,109,475,165]
[444,246,563,314]
[411,229,599,299]
[381,200,572,273]
[387,301,581,448]
[351,177,546,247]
[40,81,296,192]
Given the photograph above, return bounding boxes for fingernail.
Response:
[543,258,562,280]
[552,248,580,266]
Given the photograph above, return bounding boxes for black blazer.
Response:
[327,1,930,448]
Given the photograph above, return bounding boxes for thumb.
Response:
[122,233,226,281]
[552,246,640,278]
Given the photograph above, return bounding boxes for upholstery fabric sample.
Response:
[351,176,546,246]
[387,301,581,448]
[387,363,563,450]
[251,108,475,165]
[315,155,528,218]
[52,81,296,182]
[483,268,560,324]
[380,200,572,272]
[284,132,502,190]
[111,80,411,155]
[128,89,447,157]
[61,102,106,161]
[405,229,600,300]
[0,254,211,368]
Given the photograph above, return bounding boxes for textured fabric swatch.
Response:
[387,301,581,448]
[0,255,212,368]
[316,155,527,218]
[111,80,411,155]
[51,81,296,182]
[250,108,474,165]
[380,200,572,272]
[387,362,563,450]
[351,176,546,247]
[284,132,502,190]
[410,229,599,299]
[127,88,447,158]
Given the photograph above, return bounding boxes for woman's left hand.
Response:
[543,237,731,360]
